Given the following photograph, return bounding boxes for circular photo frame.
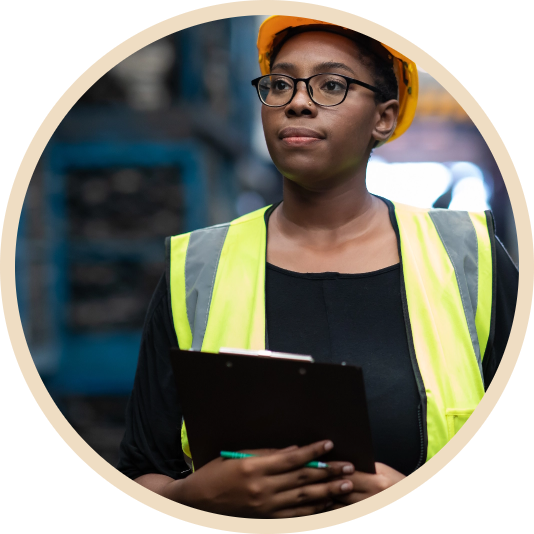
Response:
[2,2,531,532]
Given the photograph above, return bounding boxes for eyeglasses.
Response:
[250,73,383,108]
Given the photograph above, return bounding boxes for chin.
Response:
[271,151,329,177]
[275,158,317,175]
[278,165,335,189]
[277,149,362,185]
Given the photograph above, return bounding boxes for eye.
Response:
[272,78,292,91]
[321,79,346,92]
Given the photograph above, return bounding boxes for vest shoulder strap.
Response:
[393,202,494,459]
[167,207,269,351]
[394,202,494,370]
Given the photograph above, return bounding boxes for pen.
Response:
[220,450,329,468]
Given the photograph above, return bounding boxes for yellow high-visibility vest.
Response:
[166,199,495,469]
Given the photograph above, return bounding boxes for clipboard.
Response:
[169,347,376,473]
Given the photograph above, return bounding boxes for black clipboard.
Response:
[169,347,376,473]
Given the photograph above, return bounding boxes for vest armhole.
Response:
[482,210,498,384]
[164,236,176,344]
[263,201,281,351]
[381,196,428,467]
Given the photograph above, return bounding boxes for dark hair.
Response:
[268,25,398,104]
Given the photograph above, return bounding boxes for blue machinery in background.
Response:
[17,141,209,396]
[15,18,263,398]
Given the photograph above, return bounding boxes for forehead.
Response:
[271,31,370,76]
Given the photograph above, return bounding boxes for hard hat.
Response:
[257,16,418,144]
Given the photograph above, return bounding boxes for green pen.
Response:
[220,450,329,468]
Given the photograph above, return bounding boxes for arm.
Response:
[134,441,357,518]
[119,277,355,517]
[117,274,189,481]
[135,473,177,495]
[482,236,518,388]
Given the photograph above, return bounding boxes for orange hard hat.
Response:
[257,16,418,144]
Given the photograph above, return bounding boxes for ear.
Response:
[371,99,400,144]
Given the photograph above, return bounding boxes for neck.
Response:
[266,167,398,272]
[277,171,377,235]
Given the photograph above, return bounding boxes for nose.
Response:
[285,81,317,117]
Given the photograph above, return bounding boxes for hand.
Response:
[170,440,356,518]
[332,462,405,506]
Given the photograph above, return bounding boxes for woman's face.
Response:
[261,31,396,190]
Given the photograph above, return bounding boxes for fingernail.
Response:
[342,465,354,474]
[340,482,352,492]
[324,441,334,451]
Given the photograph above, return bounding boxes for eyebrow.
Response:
[270,61,297,73]
[314,61,356,76]
[270,61,356,76]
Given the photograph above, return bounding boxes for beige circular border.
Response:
[1,1,532,532]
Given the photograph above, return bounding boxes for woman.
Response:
[117,16,518,518]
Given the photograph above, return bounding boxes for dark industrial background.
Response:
[16,16,517,469]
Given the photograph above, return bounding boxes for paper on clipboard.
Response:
[218,347,314,362]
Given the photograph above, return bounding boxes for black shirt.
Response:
[265,261,422,475]
[117,206,518,479]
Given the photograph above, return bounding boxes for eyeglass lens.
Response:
[258,74,348,106]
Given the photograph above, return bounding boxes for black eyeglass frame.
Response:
[250,73,384,108]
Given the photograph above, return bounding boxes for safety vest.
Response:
[166,199,496,470]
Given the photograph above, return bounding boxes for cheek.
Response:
[260,106,275,134]
[327,106,375,154]
[260,107,282,155]
[328,113,372,151]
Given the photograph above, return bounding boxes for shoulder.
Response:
[390,199,490,224]
[143,273,176,341]
[166,205,273,242]
[495,235,518,273]
[165,206,273,258]
[494,235,519,305]
[387,200,493,247]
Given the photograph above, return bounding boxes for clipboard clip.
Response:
[219,347,314,362]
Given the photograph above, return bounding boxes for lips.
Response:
[279,127,325,140]
[279,127,325,147]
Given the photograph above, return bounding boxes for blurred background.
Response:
[15,16,518,468]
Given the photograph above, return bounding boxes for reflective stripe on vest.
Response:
[167,201,494,467]
[169,209,267,353]
[394,203,491,459]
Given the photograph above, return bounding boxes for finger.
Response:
[272,478,354,510]
[272,462,355,492]
[238,445,299,457]
[280,445,299,453]
[343,471,379,493]
[262,440,335,475]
